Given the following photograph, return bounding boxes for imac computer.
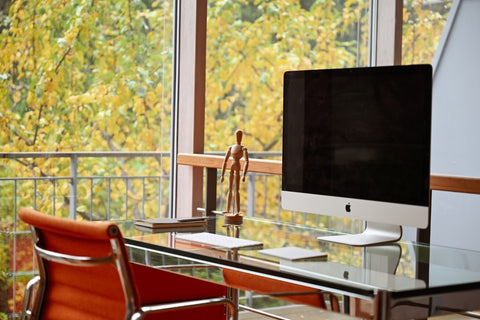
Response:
[281,65,432,246]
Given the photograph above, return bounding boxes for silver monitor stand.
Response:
[317,222,402,247]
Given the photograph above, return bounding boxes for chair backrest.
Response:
[19,208,139,320]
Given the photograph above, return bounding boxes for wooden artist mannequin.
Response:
[220,129,249,216]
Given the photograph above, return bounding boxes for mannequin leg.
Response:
[226,171,234,212]
[234,172,241,214]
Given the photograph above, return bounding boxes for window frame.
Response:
[173,0,404,217]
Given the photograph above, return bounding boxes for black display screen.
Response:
[282,65,432,206]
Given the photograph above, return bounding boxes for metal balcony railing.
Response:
[0,152,173,318]
[0,151,320,319]
[1,151,362,229]
[1,152,172,221]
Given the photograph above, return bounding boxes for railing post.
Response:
[70,155,78,220]
[247,175,255,217]
[205,168,217,232]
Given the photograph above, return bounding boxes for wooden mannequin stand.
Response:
[224,214,243,225]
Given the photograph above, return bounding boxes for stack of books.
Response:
[134,217,207,233]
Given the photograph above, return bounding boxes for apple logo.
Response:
[345,202,351,212]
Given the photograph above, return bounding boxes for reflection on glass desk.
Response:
[121,217,480,320]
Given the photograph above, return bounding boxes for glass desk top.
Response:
[120,216,480,319]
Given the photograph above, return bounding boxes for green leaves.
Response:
[205,0,449,154]
[205,0,369,152]
[0,0,173,154]
[403,0,451,65]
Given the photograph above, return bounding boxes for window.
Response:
[202,0,454,225]
[204,0,370,224]
[403,0,453,64]
[0,0,174,219]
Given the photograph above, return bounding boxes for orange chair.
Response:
[19,208,236,320]
[222,268,339,312]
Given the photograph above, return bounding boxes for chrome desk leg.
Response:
[227,285,239,320]
[225,248,240,320]
[374,290,390,320]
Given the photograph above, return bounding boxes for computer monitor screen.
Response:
[282,65,432,246]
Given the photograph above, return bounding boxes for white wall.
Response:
[430,0,480,251]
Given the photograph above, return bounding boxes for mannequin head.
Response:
[235,129,243,144]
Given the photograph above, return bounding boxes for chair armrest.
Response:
[137,297,236,320]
